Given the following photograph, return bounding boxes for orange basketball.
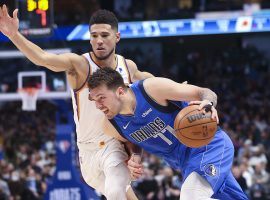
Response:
[174,105,217,148]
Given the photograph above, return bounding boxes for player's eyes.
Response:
[97,96,105,102]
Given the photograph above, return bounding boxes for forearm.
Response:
[9,32,48,65]
[9,32,68,72]
[198,88,217,107]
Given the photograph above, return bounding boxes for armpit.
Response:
[67,68,77,77]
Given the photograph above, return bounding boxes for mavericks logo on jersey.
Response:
[130,117,166,142]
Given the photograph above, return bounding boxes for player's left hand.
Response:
[189,100,219,124]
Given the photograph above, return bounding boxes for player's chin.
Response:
[94,51,107,60]
[96,51,105,56]
[106,113,115,119]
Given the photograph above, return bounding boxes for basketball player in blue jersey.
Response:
[0,5,152,199]
[88,67,249,200]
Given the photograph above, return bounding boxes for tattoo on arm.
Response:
[199,88,217,107]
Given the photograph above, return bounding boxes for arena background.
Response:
[1,0,270,199]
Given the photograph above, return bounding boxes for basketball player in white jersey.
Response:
[0,5,152,199]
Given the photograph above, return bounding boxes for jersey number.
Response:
[153,125,176,145]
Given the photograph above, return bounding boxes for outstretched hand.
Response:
[189,100,219,124]
[0,4,19,38]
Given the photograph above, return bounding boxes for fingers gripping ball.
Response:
[174,105,217,148]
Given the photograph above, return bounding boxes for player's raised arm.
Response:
[126,59,154,82]
[0,5,83,72]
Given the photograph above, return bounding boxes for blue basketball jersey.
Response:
[110,81,189,170]
[110,80,248,200]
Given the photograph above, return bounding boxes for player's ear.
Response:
[117,86,125,96]
[116,32,120,43]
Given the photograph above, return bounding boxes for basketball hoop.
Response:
[18,87,39,111]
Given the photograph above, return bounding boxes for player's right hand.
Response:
[189,100,219,124]
[127,154,144,180]
[0,4,19,38]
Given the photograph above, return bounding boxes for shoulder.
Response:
[143,77,167,87]
[63,52,89,71]
[64,52,87,62]
[139,78,160,98]
[142,77,173,104]
[125,59,137,74]
[63,53,89,73]
[125,59,136,67]
[66,53,91,89]
[125,59,140,82]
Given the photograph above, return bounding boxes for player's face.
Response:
[90,24,120,60]
[89,85,122,119]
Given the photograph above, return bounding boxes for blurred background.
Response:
[1,0,270,199]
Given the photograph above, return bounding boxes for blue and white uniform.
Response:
[110,80,248,200]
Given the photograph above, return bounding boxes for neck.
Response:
[119,89,136,115]
[90,52,117,69]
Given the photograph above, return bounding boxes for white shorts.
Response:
[79,139,129,194]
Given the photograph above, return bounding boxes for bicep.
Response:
[42,52,80,72]
[144,77,203,102]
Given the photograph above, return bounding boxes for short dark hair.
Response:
[89,10,118,31]
[88,67,125,91]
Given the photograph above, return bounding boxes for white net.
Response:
[18,88,39,111]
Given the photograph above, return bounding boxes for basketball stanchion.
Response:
[18,87,39,111]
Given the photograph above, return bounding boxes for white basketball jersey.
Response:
[71,53,131,149]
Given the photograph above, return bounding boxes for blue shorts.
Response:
[182,128,248,200]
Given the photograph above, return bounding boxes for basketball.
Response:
[174,105,217,148]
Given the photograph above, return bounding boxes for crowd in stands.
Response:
[0,102,57,199]
[53,0,270,24]
[0,39,270,199]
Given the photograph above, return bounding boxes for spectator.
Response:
[134,167,159,200]
[0,175,10,199]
